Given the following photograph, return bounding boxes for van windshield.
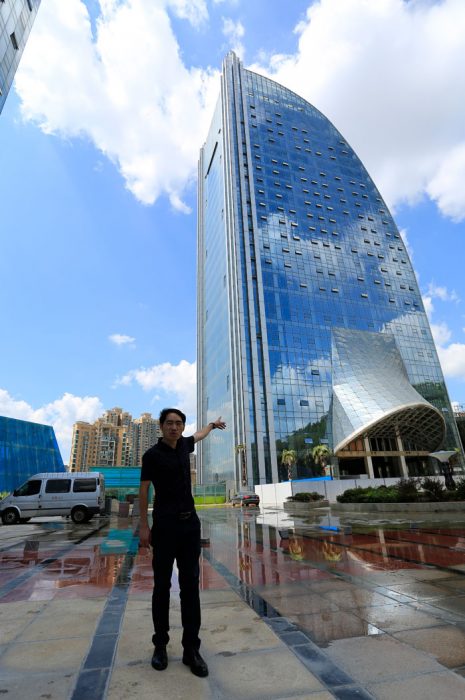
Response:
[15,480,41,497]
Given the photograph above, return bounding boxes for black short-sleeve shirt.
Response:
[141,436,195,516]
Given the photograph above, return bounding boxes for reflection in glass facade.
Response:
[0,416,64,493]
[0,0,41,114]
[197,53,462,487]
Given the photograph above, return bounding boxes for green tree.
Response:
[312,444,332,475]
[281,449,297,481]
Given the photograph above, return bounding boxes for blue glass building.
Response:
[0,416,64,493]
[0,0,41,114]
[197,53,462,487]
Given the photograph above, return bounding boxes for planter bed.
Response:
[331,501,465,513]
[284,500,329,514]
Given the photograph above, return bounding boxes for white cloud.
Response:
[427,282,459,303]
[437,343,465,379]
[166,0,208,27]
[222,17,245,59]
[430,321,452,347]
[116,359,197,417]
[250,0,465,220]
[420,279,465,382]
[0,389,104,463]
[109,333,136,346]
[15,0,219,210]
[15,0,465,221]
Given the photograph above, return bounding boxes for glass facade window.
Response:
[0,0,41,114]
[197,53,462,488]
[0,415,65,493]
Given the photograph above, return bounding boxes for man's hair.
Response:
[159,408,186,425]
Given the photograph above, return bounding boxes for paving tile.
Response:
[1,638,91,672]
[352,603,444,633]
[108,661,215,700]
[380,581,457,600]
[426,595,465,617]
[325,635,441,683]
[305,579,359,594]
[324,590,394,610]
[16,598,105,642]
[0,670,76,699]
[436,577,465,593]
[200,588,243,605]
[287,611,383,645]
[262,591,338,615]
[366,670,465,699]
[392,625,465,668]
[209,648,326,699]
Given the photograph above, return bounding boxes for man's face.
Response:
[161,412,185,442]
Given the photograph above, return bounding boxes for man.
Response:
[139,408,226,678]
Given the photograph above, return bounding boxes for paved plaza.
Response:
[2,506,465,699]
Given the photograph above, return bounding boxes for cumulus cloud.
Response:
[420,280,465,382]
[250,0,465,220]
[109,333,136,346]
[222,17,245,59]
[437,343,465,380]
[427,283,459,304]
[116,359,197,417]
[15,0,219,210]
[15,0,465,221]
[0,389,104,463]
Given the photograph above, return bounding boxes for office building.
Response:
[0,0,41,114]
[0,415,64,493]
[69,408,161,470]
[197,53,462,487]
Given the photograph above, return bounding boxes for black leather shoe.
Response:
[182,649,209,677]
[151,646,168,671]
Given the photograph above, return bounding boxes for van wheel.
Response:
[71,507,88,524]
[2,509,20,525]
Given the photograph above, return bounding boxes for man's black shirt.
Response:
[141,436,195,516]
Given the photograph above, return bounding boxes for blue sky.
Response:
[1,0,465,461]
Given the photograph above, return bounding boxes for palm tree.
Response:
[312,444,332,476]
[281,449,297,481]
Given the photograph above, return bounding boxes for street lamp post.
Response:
[429,450,457,490]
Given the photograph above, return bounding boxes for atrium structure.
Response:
[197,53,462,487]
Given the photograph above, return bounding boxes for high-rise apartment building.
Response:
[197,53,462,488]
[0,0,41,114]
[69,408,161,471]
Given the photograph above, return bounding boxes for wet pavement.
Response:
[1,506,465,698]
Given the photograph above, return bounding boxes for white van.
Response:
[0,472,105,525]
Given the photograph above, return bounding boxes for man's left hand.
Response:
[211,417,226,430]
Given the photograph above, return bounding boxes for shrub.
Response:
[454,478,465,500]
[337,486,399,503]
[420,477,445,502]
[395,478,419,502]
[288,492,325,502]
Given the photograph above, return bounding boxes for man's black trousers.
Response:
[151,511,201,650]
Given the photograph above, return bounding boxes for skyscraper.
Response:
[0,0,41,114]
[197,53,462,488]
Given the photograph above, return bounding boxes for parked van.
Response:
[0,472,105,525]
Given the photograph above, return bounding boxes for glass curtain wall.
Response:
[197,53,462,487]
